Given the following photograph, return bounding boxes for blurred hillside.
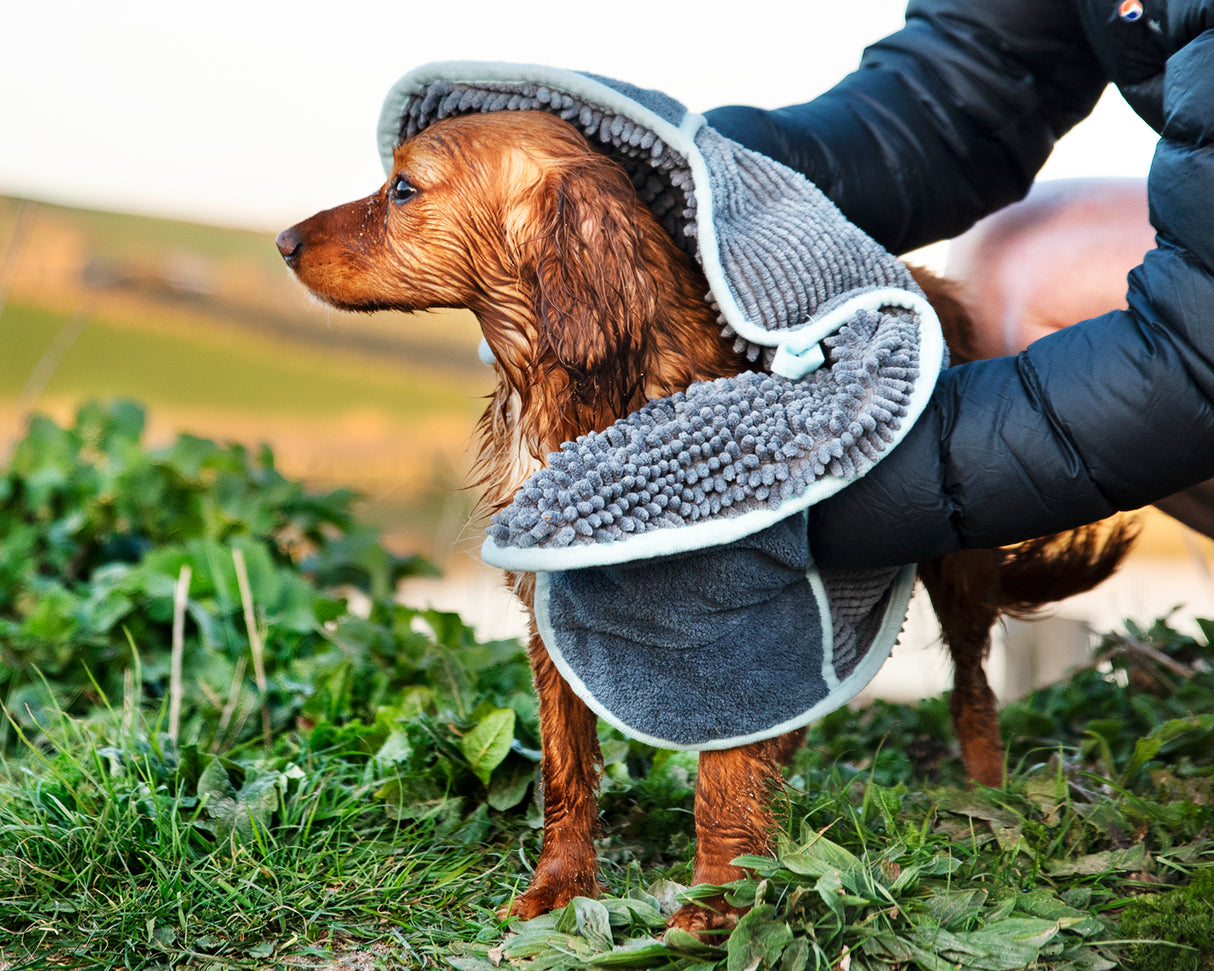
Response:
[2,193,1210,585]
[0,195,495,563]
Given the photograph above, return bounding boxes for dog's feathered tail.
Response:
[995,519,1139,620]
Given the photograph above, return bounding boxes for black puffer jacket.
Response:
[705,0,1214,569]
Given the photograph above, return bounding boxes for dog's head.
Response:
[277,111,688,376]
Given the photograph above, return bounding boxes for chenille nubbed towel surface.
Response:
[378,63,944,749]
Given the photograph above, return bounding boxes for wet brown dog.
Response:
[277,110,1133,933]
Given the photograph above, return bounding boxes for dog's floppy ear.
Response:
[529,158,656,375]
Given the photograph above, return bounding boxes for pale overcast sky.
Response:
[2,0,1157,231]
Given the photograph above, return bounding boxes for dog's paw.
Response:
[498,869,604,921]
[666,897,745,939]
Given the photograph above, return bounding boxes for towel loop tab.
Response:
[769,287,933,380]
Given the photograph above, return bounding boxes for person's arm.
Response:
[805,26,1214,570]
[705,0,1106,253]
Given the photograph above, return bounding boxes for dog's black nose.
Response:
[276,227,302,265]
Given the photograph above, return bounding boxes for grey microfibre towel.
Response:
[485,312,923,558]
[537,515,912,748]
[377,63,942,750]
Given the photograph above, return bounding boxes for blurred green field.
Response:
[0,194,494,560]
[0,299,478,419]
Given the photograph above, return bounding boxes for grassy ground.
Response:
[4,618,1214,970]
[2,404,1214,971]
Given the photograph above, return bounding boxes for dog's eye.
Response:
[390,176,418,204]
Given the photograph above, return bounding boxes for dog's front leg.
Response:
[504,632,605,919]
[669,740,780,935]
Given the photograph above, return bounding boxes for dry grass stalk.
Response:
[232,548,272,740]
[169,564,192,742]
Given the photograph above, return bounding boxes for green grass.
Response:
[5,647,1214,970]
[0,714,520,968]
[4,613,1214,971]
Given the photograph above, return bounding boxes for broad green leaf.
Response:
[423,648,476,719]
[420,609,479,651]
[393,686,434,719]
[661,927,726,960]
[727,904,793,971]
[461,707,516,786]
[930,917,1061,971]
[991,823,1029,856]
[487,758,535,811]
[923,888,989,929]
[446,958,502,971]
[448,802,491,847]
[504,910,598,967]
[374,729,414,765]
[776,831,863,878]
[933,790,1024,829]
[1047,843,1148,877]
[1055,945,1118,970]
[196,758,240,839]
[19,585,80,645]
[587,941,673,967]
[197,756,237,802]
[645,880,690,918]
[564,896,612,951]
[234,772,284,838]
[814,869,847,918]
[866,930,968,971]
[1016,887,1104,936]
[1124,735,1166,780]
[599,896,666,931]
[1123,717,1213,780]
[777,937,810,971]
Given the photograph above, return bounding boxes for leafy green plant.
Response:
[0,400,435,748]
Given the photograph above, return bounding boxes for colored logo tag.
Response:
[1119,0,1144,21]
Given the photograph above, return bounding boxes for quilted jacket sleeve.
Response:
[704,0,1106,253]
[707,2,1214,570]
